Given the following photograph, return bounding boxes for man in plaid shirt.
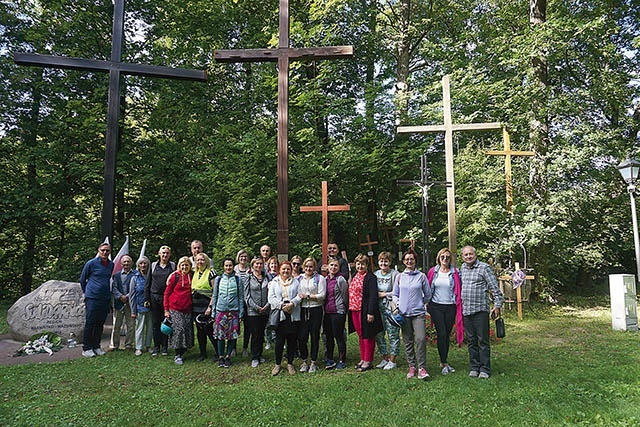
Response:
[460,245,503,379]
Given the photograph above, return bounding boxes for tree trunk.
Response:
[394,0,411,125]
[20,70,44,295]
[529,0,550,294]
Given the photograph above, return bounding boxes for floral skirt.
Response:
[213,311,240,340]
[168,310,194,350]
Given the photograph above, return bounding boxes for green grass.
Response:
[1,301,639,426]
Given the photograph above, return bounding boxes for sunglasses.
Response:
[440,255,450,260]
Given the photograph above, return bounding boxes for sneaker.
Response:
[406,366,416,379]
[135,349,143,356]
[325,359,337,370]
[418,368,430,380]
[231,349,237,357]
[218,358,225,368]
[469,370,480,378]
[82,349,96,358]
[151,348,159,357]
[383,361,397,370]
[478,372,490,379]
[265,342,271,350]
[272,365,281,376]
[224,357,231,368]
[174,356,183,365]
[308,362,317,373]
[376,359,389,369]
[161,348,168,356]
[441,364,455,375]
[299,361,309,372]
[335,361,347,370]
[242,349,249,357]
[259,357,266,363]
[287,364,296,375]
[251,359,260,368]
[93,348,106,356]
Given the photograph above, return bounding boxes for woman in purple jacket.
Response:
[393,249,432,380]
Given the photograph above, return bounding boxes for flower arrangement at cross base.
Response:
[14,331,62,357]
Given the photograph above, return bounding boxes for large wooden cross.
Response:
[299,181,350,266]
[214,0,353,257]
[486,128,535,214]
[397,75,502,263]
[13,0,207,242]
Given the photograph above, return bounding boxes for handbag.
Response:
[495,317,506,338]
[267,308,281,330]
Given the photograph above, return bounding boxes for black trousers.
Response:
[463,311,491,374]
[428,302,456,364]
[150,294,168,351]
[245,315,268,360]
[298,306,324,362]
[323,312,347,362]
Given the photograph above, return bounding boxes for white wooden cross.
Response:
[397,75,502,262]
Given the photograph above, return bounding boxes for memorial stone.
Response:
[7,280,85,343]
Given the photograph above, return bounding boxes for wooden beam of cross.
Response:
[486,128,535,214]
[13,0,207,242]
[397,75,502,264]
[299,181,350,266]
[359,234,378,271]
[215,0,353,258]
[498,262,535,320]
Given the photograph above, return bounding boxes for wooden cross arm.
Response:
[486,150,535,156]
[397,122,502,134]
[14,52,207,81]
[214,46,354,63]
[299,204,351,212]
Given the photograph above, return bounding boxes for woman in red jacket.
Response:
[348,254,383,372]
[164,256,194,365]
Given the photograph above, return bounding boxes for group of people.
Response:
[79,239,503,379]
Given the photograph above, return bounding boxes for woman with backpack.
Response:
[206,258,244,368]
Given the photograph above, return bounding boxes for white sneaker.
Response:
[469,370,479,378]
[135,349,143,356]
[376,359,389,369]
[383,361,397,370]
[299,361,309,372]
[478,372,490,379]
[251,359,260,368]
[82,349,96,358]
[93,348,106,356]
[174,356,183,365]
[308,362,317,373]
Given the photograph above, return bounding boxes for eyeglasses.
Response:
[292,262,300,266]
[440,255,450,260]
[99,249,110,253]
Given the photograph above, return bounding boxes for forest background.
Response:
[1,0,639,301]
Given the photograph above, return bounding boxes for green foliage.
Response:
[1,0,639,297]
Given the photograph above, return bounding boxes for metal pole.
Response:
[628,184,640,284]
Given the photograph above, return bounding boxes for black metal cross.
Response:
[397,153,451,269]
[14,0,207,242]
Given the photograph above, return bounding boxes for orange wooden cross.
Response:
[299,181,350,266]
[360,234,379,270]
[486,128,535,214]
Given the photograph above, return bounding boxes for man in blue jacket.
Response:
[79,242,114,357]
